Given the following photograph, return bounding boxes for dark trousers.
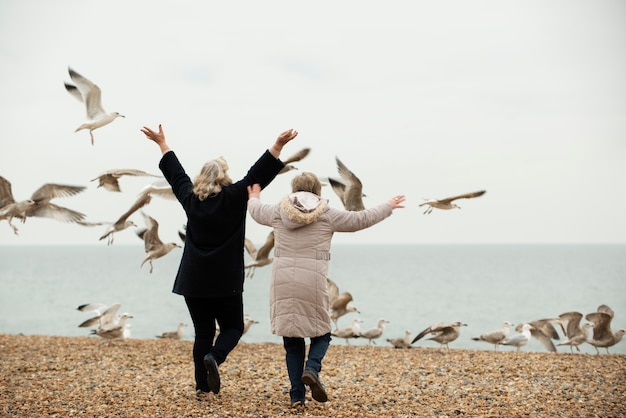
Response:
[184,294,244,392]
[283,333,331,403]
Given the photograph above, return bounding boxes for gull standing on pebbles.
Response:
[64,67,125,145]
[419,190,486,214]
[514,319,559,352]
[558,323,593,353]
[156,323,187,339]
[91,169,160,192]
[328,156,366,211]
[500,323,534,352]
[244,231,275,278]
[359,319,389,345]
[472,321,514,350]
[0,176,86,235]
[327,278,360,328]
[387,330,413,349]
[585,304,626,354]
[137,211,181,273]
[331,318,362,345]
[411,321,467,351]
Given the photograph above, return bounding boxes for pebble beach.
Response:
[1,334,625,417]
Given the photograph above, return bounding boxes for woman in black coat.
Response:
[141,124,298,399]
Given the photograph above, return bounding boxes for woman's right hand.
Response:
[388,195,406,209]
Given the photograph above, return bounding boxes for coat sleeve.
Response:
[248,198,276,227]
[326,202,393,232]
[159,151,194,207]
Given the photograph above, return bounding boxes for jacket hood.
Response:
[279,191,328,229]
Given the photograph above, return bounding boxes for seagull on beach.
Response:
[500,323,534,352]
[91,313,133,339]
[136,211,181,273]
[419,190,486,214]
[331,318,362,345]
[156,323,187,340]
[515,319,559,352]
[411,321,467,350]
[243,315,260,335]
[387,330,413,349]
[552,311,590,353]
[99,193,151,245]
[327,278,360,328]
[278,147,311,174]
[64,67,125,145]
[244,231,274,278]
[359,319,390,345]
[585,304,626,354]
[328,156,366,211]
[0,176,86,235]
[472,321,514,350]
[77,302,133,339]
[91,169,160,192]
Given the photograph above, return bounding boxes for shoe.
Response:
[301,369,328,402]
[203,353,221,394]
[290,400,306,409]
[195,389,213,401]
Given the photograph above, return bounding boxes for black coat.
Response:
[159,150,284,298]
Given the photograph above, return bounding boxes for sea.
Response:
[1,244,625,355]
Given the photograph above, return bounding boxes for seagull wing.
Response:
[255,231,275,260]
[411,325,434,344]
[0,176,16,208]
[441,190,486,203]
[30,184,86,202]
[327,278,339,306]
[68,67,106,119]
[140,211,163,252]
[282,147,311,165]
[335,156,365,211]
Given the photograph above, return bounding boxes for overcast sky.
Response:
[1,0,625,246]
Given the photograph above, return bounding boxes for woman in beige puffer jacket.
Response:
[247,172,405,408]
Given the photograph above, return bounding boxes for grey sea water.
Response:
[1,244,625,354]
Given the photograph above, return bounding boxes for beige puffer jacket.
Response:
[247,191,393,338]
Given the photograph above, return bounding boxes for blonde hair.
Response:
[193,157,233,200]
[291,172,322,195]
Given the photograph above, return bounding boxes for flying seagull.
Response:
[419,190,486,214]
[327,277,360,328]
[278,147,311,174]
[64,67,125,145]
[99,193,152,245]
[91,169,160,192]
[328,156,366,211]
[136,211,181,274]
[0,176,86,235]
[244,230,275,278]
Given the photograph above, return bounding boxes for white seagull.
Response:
[500,323,534,352]
[331,318,362,345]
[64,67,125,145]
[0,176,86,235]
[419,190,486,214]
